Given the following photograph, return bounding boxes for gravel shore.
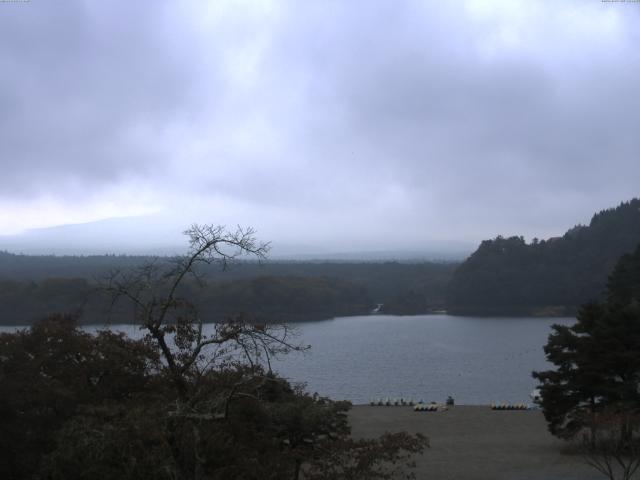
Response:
[348,405,603,480]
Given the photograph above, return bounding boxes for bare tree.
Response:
[102,224,306,399]
[96,225,427,480]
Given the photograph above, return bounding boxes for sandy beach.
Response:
[348,405,603,480]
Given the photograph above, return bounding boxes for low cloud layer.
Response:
[1,0,639,253]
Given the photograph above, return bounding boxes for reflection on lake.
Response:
[2,314,575,405]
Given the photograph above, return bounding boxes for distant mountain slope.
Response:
[447,199,640,315]
[0,216,185,255]
[0,215,472,260]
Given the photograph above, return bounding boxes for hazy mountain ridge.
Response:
[448,198,640,315]
[0,216,472,260]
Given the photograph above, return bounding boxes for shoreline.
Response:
[0,310,577,329]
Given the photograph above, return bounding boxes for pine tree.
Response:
[532,244,640,440]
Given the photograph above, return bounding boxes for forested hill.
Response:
[0,254,456,324]
[448,199,640,315]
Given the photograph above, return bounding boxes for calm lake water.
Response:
[2,314,575,405]
[273,314,574,405]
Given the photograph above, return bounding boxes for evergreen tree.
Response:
[532,244,640,440]
[449,198,640,314]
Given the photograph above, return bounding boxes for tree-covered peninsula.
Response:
[448,199,640,315]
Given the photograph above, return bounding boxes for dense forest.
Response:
[448,199,640,315]
[3,199,639,323]
[0,255,456,325]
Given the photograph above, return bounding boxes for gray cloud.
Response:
[0,0,639,251]
[0,1,202,196]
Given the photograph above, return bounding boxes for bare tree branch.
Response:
[100,224,303,401]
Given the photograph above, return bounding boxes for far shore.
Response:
[0,310,579,329]
[348,405,601,480]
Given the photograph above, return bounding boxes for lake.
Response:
[272,314,574,405]
[2,314,574,405]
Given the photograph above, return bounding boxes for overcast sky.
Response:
[0,0,639,255]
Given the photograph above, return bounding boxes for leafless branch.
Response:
[99,224,304,401]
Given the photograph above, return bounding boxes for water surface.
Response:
[2,314,574,405]
[269,314,574,405]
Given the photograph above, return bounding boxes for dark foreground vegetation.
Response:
[533,244,640,479]
[449,199,640,315]
[0,225,427,480]
[0,316,426,480]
